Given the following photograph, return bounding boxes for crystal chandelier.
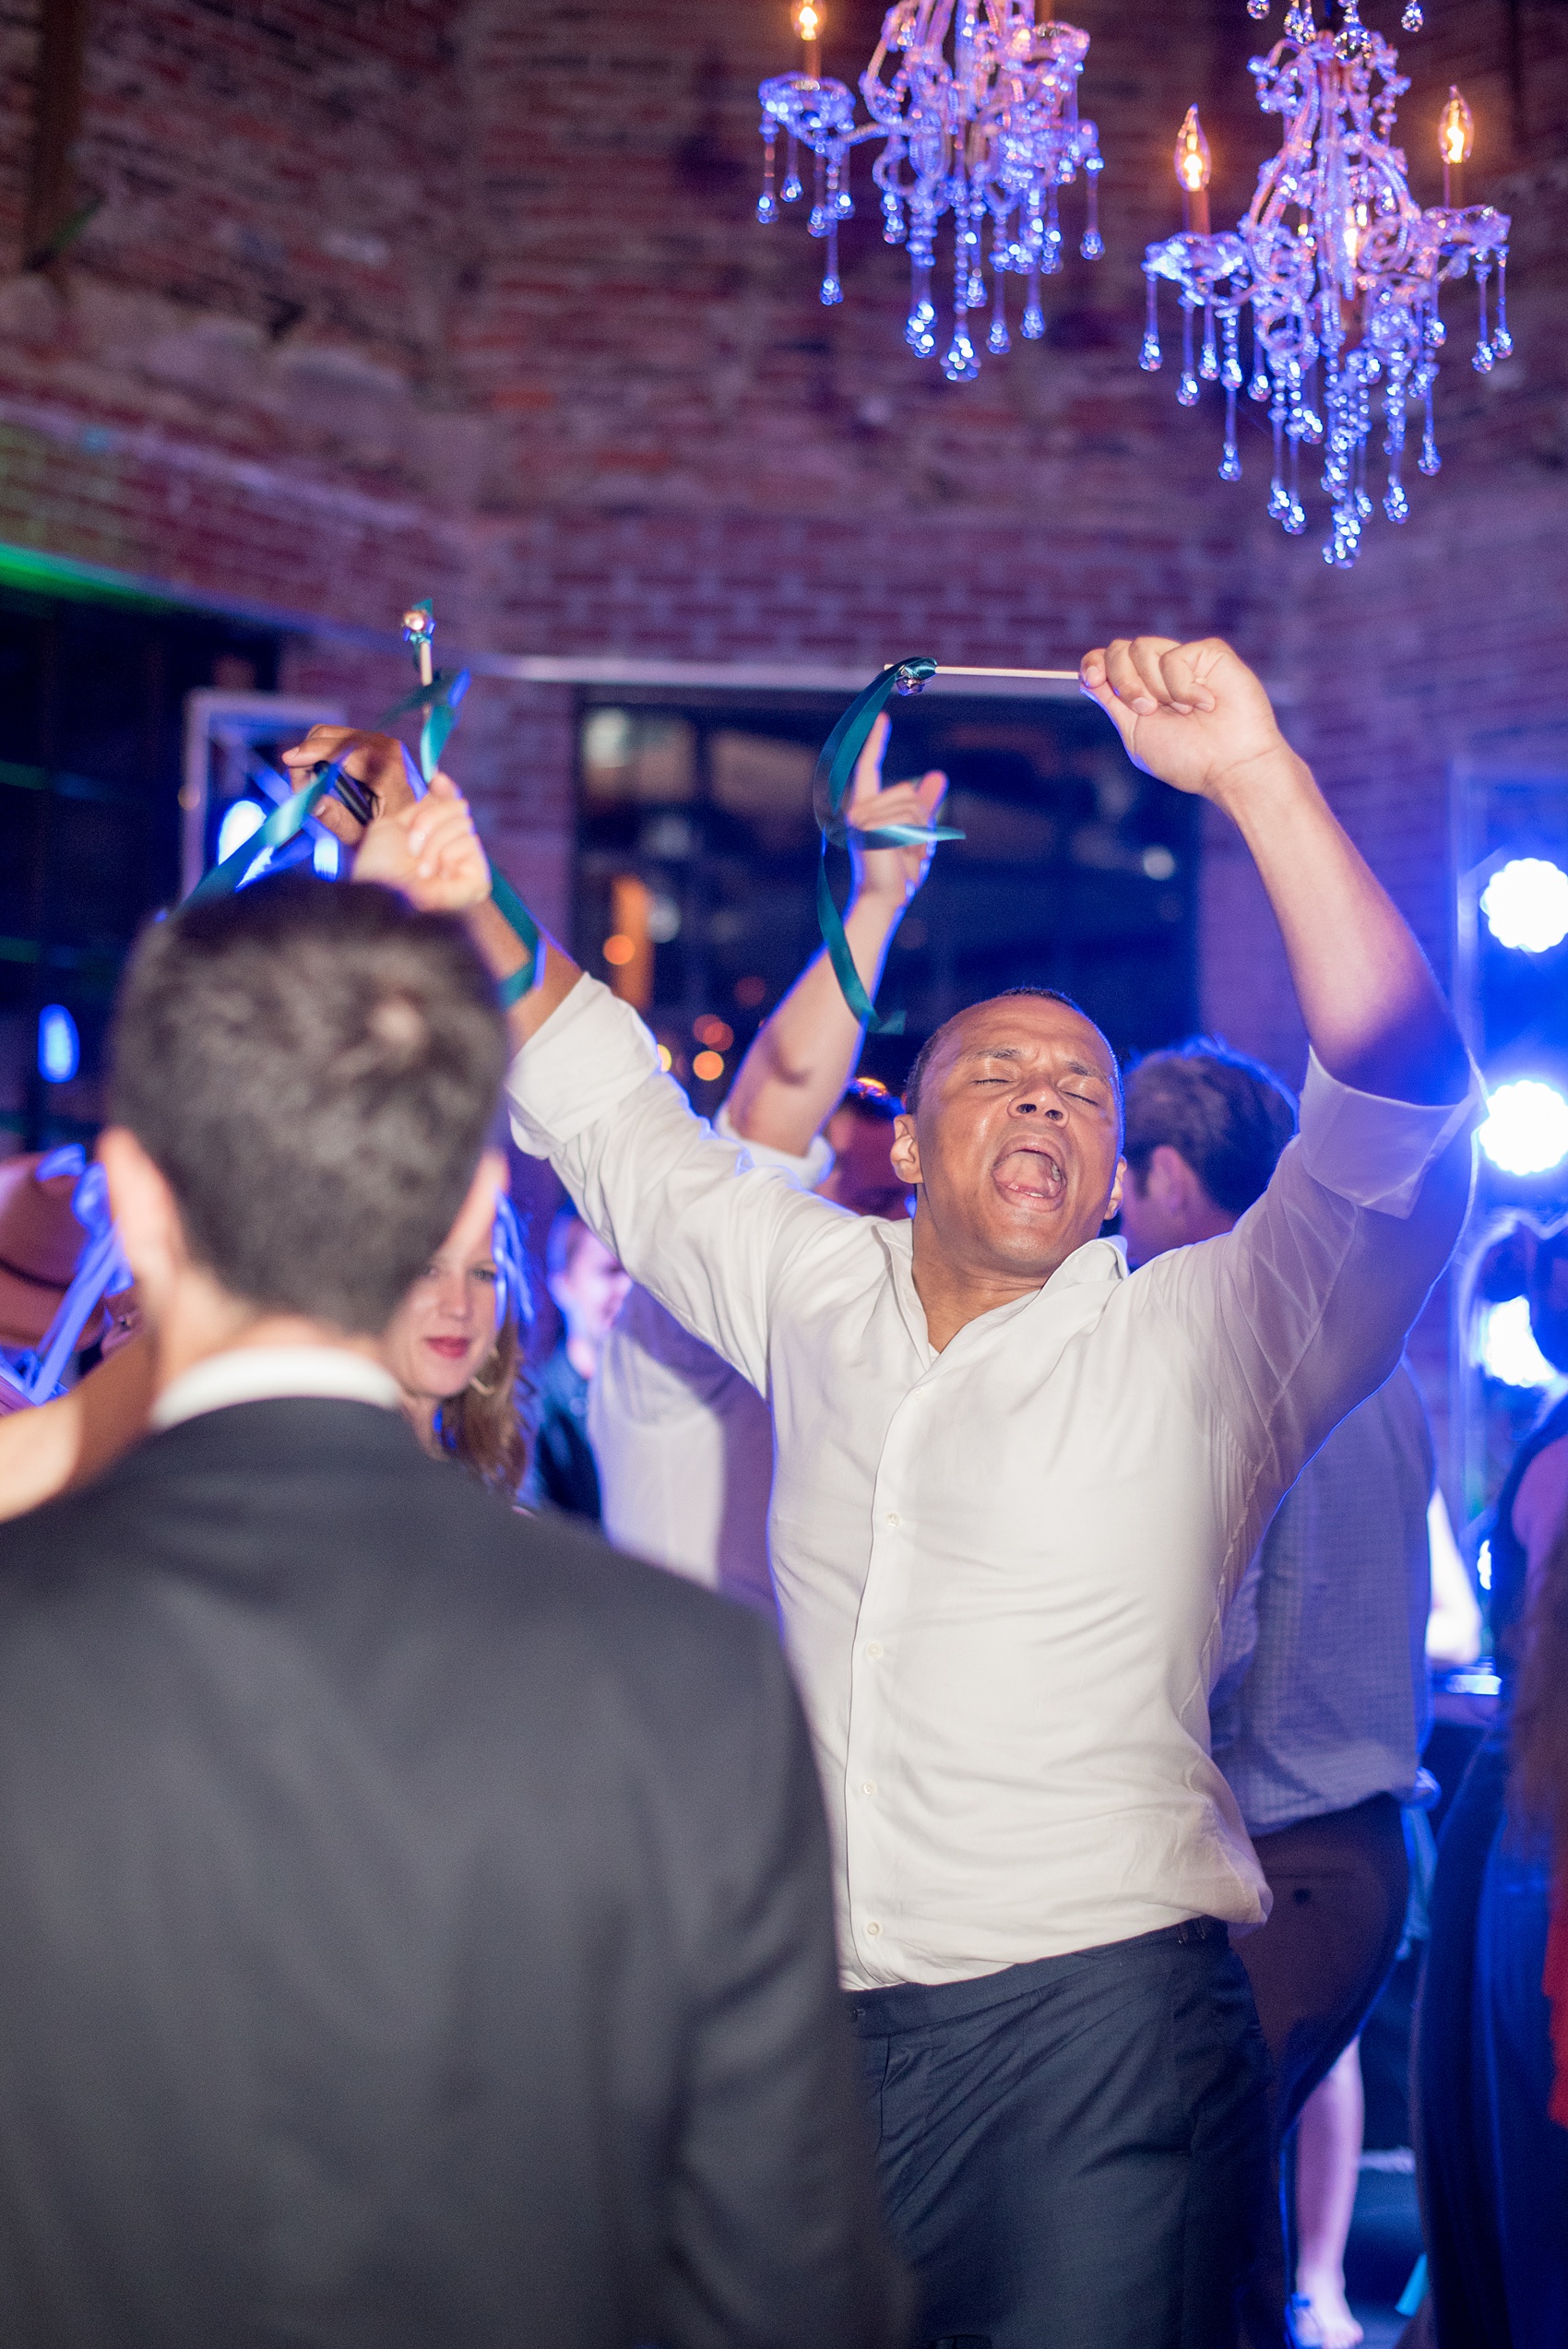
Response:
[756,3,1104,382]
[1140,0,1513,565]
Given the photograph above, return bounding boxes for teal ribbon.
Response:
[184,626,539,1002]
[378,667,470,789]
[813,656,961,1035]
[184,766,337,905]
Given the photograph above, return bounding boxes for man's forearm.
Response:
[464,899,582,1052]
[724,889,903,1155]
[1217,748,1468,1107]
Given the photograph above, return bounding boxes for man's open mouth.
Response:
[992,1145,1068,1205]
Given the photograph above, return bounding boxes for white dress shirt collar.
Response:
[151,1345,402,1433]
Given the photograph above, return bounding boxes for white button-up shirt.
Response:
[508,977,1478,1991]
[589,1113,830,1617]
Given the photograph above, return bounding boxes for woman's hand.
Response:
[352,774,493,913]
[847,713,949,910]
[281,726,423,848]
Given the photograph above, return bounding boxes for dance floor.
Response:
[1347,2165,1423,2346]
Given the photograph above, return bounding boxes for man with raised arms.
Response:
[300,635,1479,2349]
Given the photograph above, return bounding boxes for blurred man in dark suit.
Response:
[0,867,908,2349]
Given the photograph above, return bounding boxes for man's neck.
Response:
[149,1275,384,1402]
[909,1228,1057,1355]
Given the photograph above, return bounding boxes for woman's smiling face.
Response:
[380,1165,505,1406]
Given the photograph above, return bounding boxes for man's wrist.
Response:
[844,882,908,929]
[1206,741,1314,823]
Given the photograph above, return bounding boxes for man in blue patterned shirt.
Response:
[1121,1039,1434,2349]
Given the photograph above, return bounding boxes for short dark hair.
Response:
[1122,1038,1297,1216]
[836,1077,903,1125]
[111,874,507,1335]
[904,988,1120,1118]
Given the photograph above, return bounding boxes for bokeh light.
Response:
[1479,857,1568,954]
[1478,1077,1568,1176]
[217,798,267,866]
[602,933,636,967]
[36,1003,79,1085]
[313,833,340,877]
[1478,1295,1559,1389]
[693,1050,726,1082]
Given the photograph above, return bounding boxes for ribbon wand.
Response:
[395,600,540,1002]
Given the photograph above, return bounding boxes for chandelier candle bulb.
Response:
[1175,106,1212,236]
[795,3,823,82]
[1439,85,1473,208]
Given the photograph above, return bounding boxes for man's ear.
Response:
[1146,1143,1198,1214]
[97,1128,190,1301]
[1106,1157,1125,1223]
[889,1112,921,1188]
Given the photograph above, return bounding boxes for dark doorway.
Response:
[0,587,280,1150]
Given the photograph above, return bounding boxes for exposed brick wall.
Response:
[0,0,1563,1467]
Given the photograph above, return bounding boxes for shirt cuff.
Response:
[714,1104,834,1192]
[1295,1048,1483,1218]
[505,973,661,1157]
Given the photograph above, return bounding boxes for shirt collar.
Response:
[150,1344,402,1433]
[884,1222,1127,1362]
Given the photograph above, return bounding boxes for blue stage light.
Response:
[36,1003,79,1086]
[1480,857,1568,954]
[1478,1077,1568,1177]
[313,833,340,877]
[1478,1295,1559,1389]
[217,798,267,867]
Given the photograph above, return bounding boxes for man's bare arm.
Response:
[0,1335,156,1524]
[1079,637,1468,1106]
[726,716,945,1155]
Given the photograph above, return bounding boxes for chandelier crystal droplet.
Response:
[1141,0,1512,566]
[756,2,1103,382]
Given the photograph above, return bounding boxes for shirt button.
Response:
[865,1642,884,1659]
[865,1920,882,1938]
[861,1780,877,1796]
[885,1512,901,1528]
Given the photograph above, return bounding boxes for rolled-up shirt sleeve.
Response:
[507,976,827,1393]
[1137,1050,1482,1571]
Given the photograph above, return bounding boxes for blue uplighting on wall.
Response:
[37,1003,80,1085]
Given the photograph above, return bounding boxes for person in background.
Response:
[0,1149,114,1391]
[527,1205,630,1520]
[818,1080,915,1222]
[0,1165,536,1519]
[1414,1220,1568,2348]
[1286,1489,1484,2349]
[378,1161,534,1501]
[319,629,1479,2349]
[1483,1500,1568,2341]
[588,710,943,1610]
[1119,1038,1441,2349]
[0,860,909,2349]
